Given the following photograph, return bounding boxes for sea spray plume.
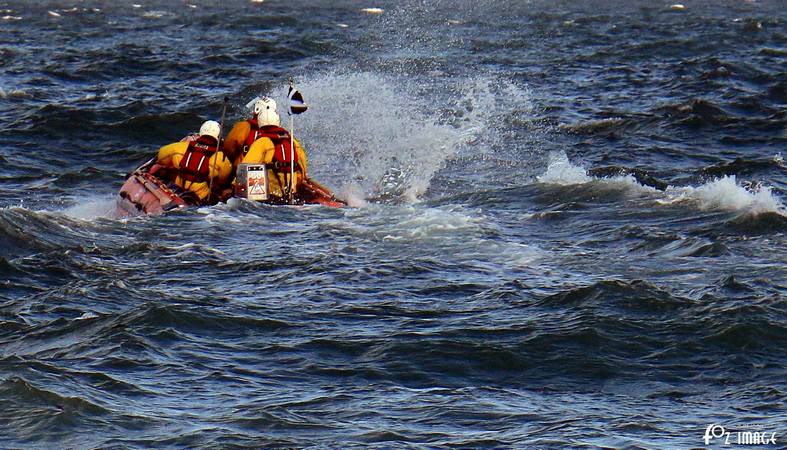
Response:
[282,0,540,200]
[63,196,118,221]
[289,71,533,203]
[285,71,461,203]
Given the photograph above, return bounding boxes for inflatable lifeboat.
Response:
[116,160,345,217]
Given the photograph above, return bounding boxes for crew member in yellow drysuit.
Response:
[227,98,309,201]
[156,120,232,205]
[222,97,278,167]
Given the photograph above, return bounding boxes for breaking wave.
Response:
[537,151,786,217]
[0,87,29,99]
[537,151,657,194]
[664,175,785,215]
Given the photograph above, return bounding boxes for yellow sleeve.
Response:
[157,142,188,168]
[242,137,275,165]
[221,121,250,164]
[242,137,308,173]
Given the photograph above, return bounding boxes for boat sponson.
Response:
[117,170,189,216]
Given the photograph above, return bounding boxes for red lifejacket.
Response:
[179,135,218,183]
[244,121,300,171]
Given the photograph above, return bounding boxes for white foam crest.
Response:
[166,242,227,258]
[142,10,170,19]
[196,203,248,223]
[353,204,543,268]
[340,204,487,247]
[0,87,30,98]
[533,152,784,218]
[76,311,99,321]
[537,151,591,185]
[380,206,480,241]
[536,151,659,195]
[664,175,785,214]
[62,196,117,220]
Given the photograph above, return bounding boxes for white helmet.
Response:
[257,108,280,127]
[252,96,277,116]
[199,120,221,141]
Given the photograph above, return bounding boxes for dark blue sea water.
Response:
[1,0,785,448]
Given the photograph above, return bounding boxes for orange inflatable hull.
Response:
[116,162,345,217]
[298,178,347,208]
[116,164,192,217]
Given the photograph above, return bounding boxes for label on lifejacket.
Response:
[235,164,269,201]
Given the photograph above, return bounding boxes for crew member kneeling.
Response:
[156,120,232,205]
[235,104,308,202]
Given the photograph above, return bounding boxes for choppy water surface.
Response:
[1,0,785,448]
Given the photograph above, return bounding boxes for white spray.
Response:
[278,71,532,204]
